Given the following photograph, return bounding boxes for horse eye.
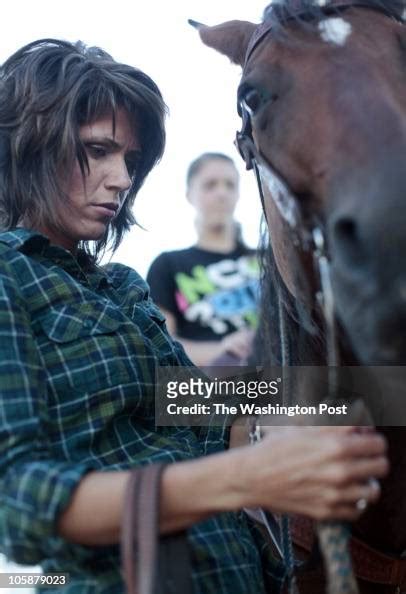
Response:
[241,88,262,116]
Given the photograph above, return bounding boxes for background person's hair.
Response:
[0,38,167,260]
[185,152,238,189]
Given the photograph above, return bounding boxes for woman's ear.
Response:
[189,19,256,66]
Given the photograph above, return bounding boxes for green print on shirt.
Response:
[173,257,259,335]
[175,265,216,303]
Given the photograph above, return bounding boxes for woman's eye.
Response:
[86,144,107,159]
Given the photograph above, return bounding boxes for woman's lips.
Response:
[91,203,118,217]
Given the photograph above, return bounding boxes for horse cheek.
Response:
[263,189,298,297]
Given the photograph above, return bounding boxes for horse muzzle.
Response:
[328,165,406,365]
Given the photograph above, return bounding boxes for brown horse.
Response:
[191,1,406,592]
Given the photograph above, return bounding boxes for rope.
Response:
[278,291,299,594]
[316,523,359,594]
[282,515,300,594]
[277,290,359,594]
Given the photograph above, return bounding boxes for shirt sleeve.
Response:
[0,260,94,565]
[146,252,178,315]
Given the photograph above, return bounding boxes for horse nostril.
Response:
[333,216,364,266]
[335,217,357,242]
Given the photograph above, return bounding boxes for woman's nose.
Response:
[106,156,132,192]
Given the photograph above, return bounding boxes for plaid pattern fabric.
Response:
[0,229,283,594]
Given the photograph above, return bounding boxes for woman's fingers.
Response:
[282,478,381,521]
[321,476,380,506]
[315,503,363,522]
[339,477,381,505]
[331,456,389,485]
[319,480,381,521]
[250,426,389,520]
[332,432,387,459]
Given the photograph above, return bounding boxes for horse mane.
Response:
[249,222,325,367]
[262,0,405,37]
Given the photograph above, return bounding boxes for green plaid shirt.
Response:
[0,229,284,593]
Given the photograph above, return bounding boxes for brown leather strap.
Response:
[291,515,406,587]
[121,464,193,594]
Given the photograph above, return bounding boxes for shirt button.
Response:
[83,319,94,329]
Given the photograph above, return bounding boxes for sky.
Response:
[0,0,269,277]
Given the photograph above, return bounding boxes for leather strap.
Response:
[291,515,406,587]
[121,464,193,594]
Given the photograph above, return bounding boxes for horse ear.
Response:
[189,19,256,66]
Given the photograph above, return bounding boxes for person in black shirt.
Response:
[147,152,259,366]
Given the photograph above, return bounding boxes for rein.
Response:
[235,2,405,593]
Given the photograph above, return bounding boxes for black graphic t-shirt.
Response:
[147,245,259,341]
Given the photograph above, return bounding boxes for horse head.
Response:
[192,0,406,366]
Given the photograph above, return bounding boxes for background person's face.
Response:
[187,159,239,227]
[39,108,139,252]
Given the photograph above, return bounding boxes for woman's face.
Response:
[39,108,140,252]
[187,158,239,227]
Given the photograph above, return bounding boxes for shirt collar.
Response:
[0,228,50,252]
[0,228,113,290]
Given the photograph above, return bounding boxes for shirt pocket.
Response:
[39,301,123,341]
[135,300,180,361]
[35,300,134,397]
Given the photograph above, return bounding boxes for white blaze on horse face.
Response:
[318,18,352,46]
[257,162,299,228]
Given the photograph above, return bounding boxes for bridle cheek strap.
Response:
[235,122,339,372]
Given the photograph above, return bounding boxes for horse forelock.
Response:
[262,0,405,34]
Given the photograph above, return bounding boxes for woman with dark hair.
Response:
[0,39,388,594]
[147,152,258,366]
[0,39,165,258]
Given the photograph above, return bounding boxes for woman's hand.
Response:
[240,425,388,521]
